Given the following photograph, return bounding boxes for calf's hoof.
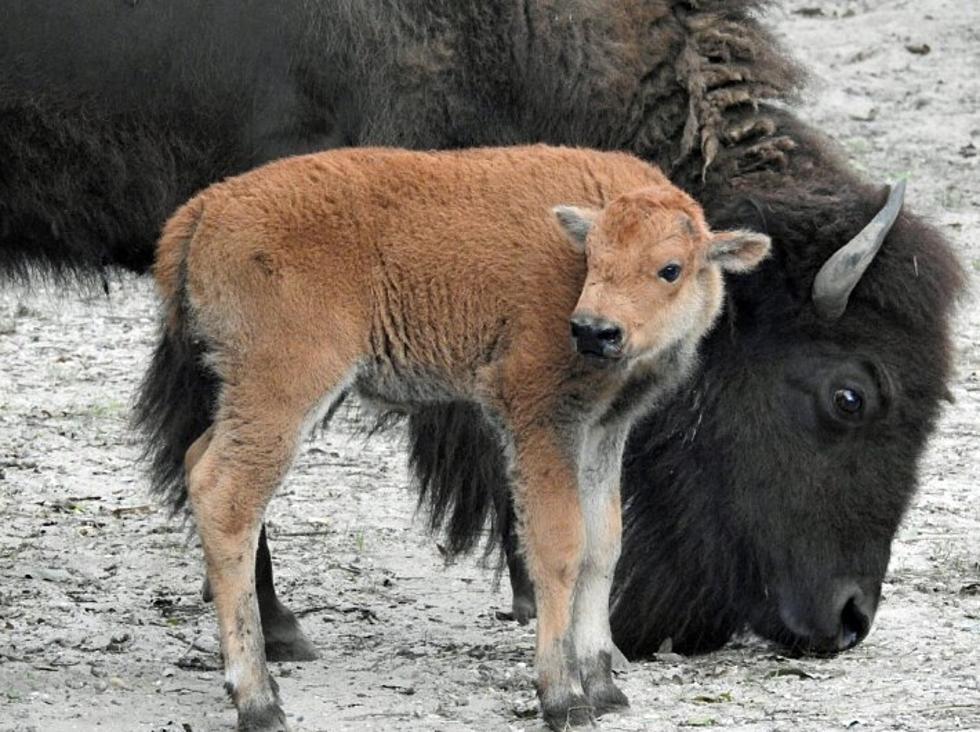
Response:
[584,678,629,717]
[262,605,320,662]
[540,689,595,730]
[511,593,537,625]
[582,651,629,716]
[264,626,319,663]
[495,593,536,625]
[611,644,630,672]
[238,703,289,732]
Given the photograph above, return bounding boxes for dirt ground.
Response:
[1,1,977,730]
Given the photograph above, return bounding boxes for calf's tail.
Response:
[133,198,218,516]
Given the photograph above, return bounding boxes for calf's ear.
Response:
[553,205,598,252]
[708,230,771,272]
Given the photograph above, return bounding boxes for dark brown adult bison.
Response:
[3,0,963,664]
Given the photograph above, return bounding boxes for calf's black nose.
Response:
[570,315,624,358]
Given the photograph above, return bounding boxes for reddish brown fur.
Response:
[151,145,768,731]
[573,188,719,358]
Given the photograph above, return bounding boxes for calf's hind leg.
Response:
[199,527,319,662]
[257,526,320,661]
[187,365,349,731]
[503,517,536,625]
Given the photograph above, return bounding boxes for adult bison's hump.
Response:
[0,1,326,280]
[0,86,258,280]
[1,2,295,113]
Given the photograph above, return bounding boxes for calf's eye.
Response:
[658,263,682,282]
[833,387,863,415]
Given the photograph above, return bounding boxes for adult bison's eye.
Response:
[658,263,682,282]
[833,388,863,415]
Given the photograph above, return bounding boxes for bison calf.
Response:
[138,145,768,730]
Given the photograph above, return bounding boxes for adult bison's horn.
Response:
[812,180,906,320]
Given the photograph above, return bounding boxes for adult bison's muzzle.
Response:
[769,579,878,655]
[570,314,625,359]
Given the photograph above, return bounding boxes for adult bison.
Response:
[3,0,963,663]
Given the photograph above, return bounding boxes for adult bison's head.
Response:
[730,183,910,654]
[612,178,964,657]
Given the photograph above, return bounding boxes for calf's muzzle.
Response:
[570,314,624,359]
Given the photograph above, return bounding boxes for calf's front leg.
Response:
[501,498,629,670]
[511,427,592,729]
[573,427,630,715]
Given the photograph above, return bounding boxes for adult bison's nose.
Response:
[779,583,876,655]
[570,314,624,359]
[837,592,873,650]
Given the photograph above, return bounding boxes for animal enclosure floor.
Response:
[1,1,978,730]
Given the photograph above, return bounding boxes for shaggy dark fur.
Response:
[0,1,337,283]
[8,1,963,656]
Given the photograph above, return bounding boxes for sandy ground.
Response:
[1,1,978,730]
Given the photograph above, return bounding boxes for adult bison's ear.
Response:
[707,230,771,273]
[553,205,598,252]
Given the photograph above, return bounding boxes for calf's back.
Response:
[160,145,670,377]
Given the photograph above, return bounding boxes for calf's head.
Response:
[555,188,770,361]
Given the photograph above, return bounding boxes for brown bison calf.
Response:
[144,145,768,730]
